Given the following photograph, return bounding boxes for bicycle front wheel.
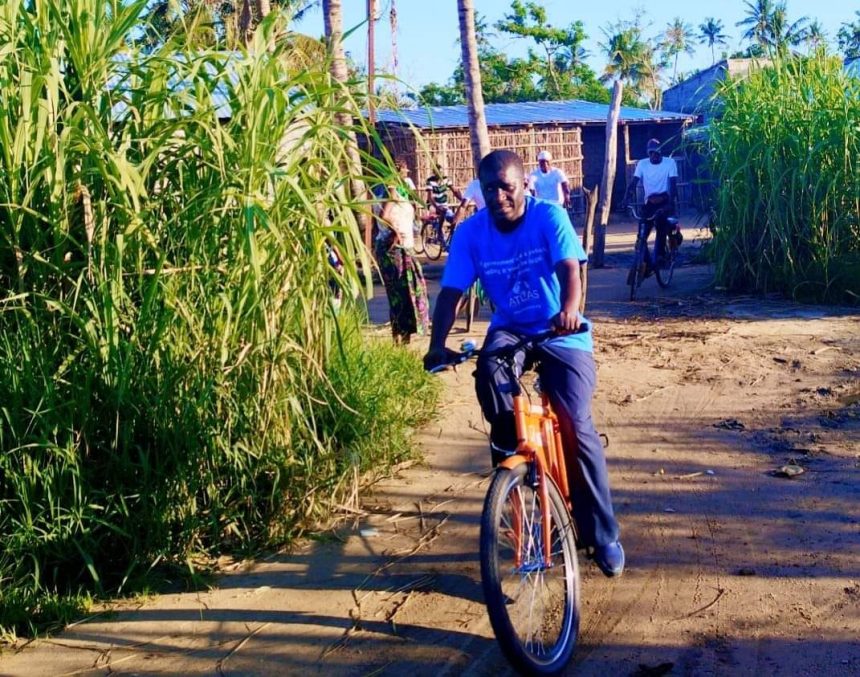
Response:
[629,241,645,301]
[480,463,580,676]
[422,222,442,260]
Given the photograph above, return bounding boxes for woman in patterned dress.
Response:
[374,162,429,344]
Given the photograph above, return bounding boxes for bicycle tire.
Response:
[443,221,456,253]
[480,463,580,676]
[655,246,677,288]
[422,222,442,260]
[412,221,425,255]
[464,285,477,332]
[629,241,645,301]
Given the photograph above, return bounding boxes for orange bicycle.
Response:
[433,331,583,675]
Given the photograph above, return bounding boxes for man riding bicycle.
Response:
[425,162,463,229]
[423,150,624,578]
[626,138,679,277]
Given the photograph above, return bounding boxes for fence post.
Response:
[579,185,598,314]
[592,80,623,268]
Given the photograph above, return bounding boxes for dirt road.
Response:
[2,227,858,676]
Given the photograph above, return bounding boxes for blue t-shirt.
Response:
[441,196,593,352]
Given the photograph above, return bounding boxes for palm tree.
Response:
[766,2,809,55]
[600,24,648,88]
[698,17,728,65]
[599,17,664,107]
[802,20,827,52]
[838,11,860,59]
[737,0,776,51]
[663,17,696,82]
[457,0,491,171]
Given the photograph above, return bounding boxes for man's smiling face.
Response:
[480,161,527,233]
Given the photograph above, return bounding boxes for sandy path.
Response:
[2,225,858,676]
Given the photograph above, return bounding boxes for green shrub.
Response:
[0,1,438,637]
[709,54,860,303]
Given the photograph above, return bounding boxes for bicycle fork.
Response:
[502,395,569,569]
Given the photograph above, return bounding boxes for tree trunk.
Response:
[591,80,623,268]
[256,0,274,50]
[367,0,376,125]
[457,0,490,174]
[389,1,398,78]
[238,0,253,44]
[323,0,373,257]
[323,0,349,82]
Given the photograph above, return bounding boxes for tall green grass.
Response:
[709,55,860,303]
[0,0,438,637]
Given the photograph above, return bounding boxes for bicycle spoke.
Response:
[482,465,580,674]
[497,481,568,653]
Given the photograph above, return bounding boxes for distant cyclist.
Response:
[426,162,463,228]
[626,138,678,274]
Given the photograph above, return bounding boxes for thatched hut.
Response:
[368,100,695,211]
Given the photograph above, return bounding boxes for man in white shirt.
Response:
[461,177,485,210]
[528,150,571,210]
[626,138,678,271]
[452,176,486,224]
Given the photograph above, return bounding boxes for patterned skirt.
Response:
[375,240,430,339]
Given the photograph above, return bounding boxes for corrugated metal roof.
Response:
[374,99,694,129]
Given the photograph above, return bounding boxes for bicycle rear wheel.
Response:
[480,463,580,676]
[655,246,677,288]
[422,222,442,260]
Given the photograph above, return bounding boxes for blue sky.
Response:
[297,0,857,91]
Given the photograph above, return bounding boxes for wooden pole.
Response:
[579,185,598,313]
[592,80,623,268]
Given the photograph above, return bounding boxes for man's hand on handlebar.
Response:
[552,311,581,334]
[423,346,463,372]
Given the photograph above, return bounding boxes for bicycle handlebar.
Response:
[428,324,589,373]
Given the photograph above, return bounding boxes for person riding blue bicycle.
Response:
[626,138,679,279]
[423,149,625,578]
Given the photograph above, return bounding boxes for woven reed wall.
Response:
[376,123,584,195]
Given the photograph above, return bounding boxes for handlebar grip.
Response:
[428,351,473,373]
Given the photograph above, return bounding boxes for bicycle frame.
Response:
[430,329,586,568]
[630,204,678,260]
[498,393,571,567]
[420,212,455,260]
